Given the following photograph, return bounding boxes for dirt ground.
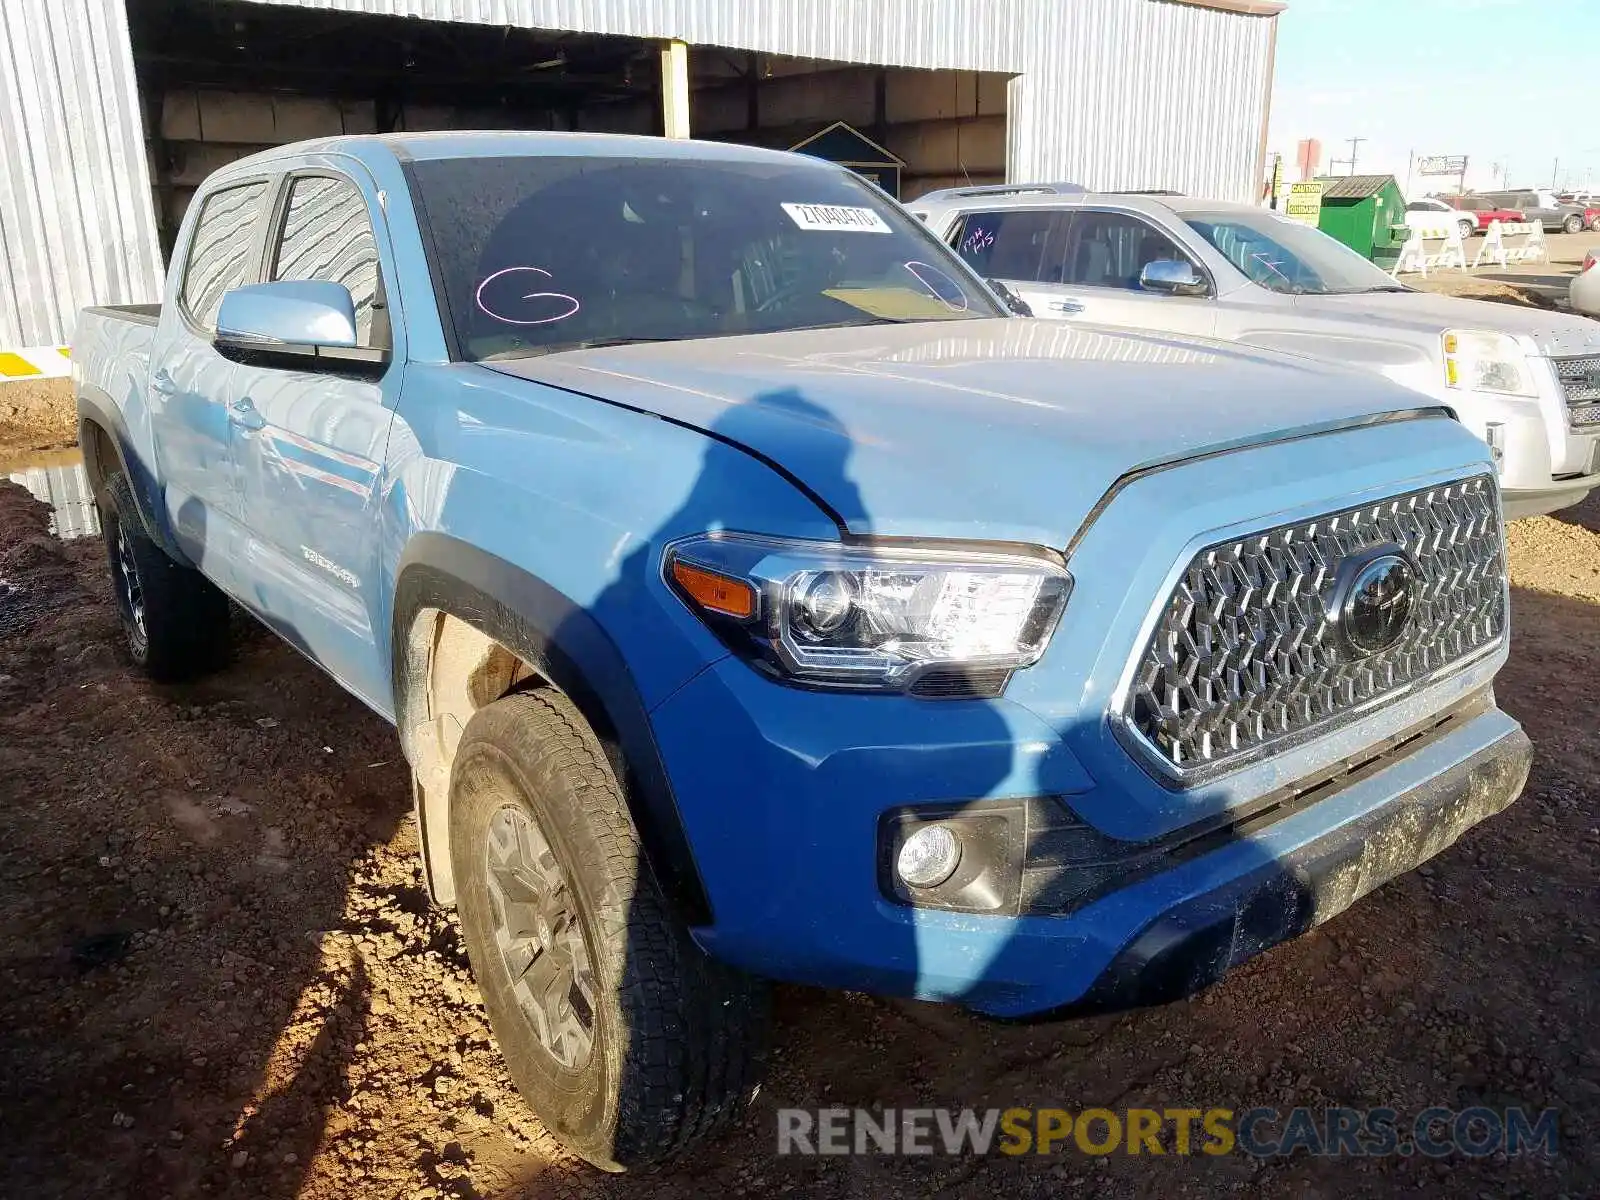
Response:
[0,378,75,471]
[1,455,1597,1199]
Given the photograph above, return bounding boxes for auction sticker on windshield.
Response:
[782,203,892,233]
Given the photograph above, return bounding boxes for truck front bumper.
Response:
[1068,713,1530,1014]
[1503,468,1600,519]
[652,654,1530,1019]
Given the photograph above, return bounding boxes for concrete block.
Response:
[341,100,378,134]
[272,95,343,142]
[197,90,275,143]
[885,114,1004,177]
[763,70,874,128]
[167,141,270,188]
[159,90,201,141]
[399,104,454,132]
[977,71,1009,116]
[887,69,959,123]
[693,86,747,134]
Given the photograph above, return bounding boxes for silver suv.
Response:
[911,184,1600,518]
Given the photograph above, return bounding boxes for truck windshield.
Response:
[405,154,1003,361]
[1184,211,1405,296]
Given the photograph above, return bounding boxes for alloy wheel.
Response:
[483,805,598,1071]
[113,523,147,646]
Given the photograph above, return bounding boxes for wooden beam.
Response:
[660,39,690,139]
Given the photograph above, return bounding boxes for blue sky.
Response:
[1267,0,1600,194]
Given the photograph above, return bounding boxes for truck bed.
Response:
[82,303,161,327]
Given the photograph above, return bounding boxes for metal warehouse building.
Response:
[0,0,1283,349]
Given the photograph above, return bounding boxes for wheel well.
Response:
[79,419,118,498]
[392,551,714,924]
[405,609,546,906]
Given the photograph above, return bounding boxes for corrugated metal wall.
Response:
[0,0,1274,346]
[236,0,1027,72]
[1009,0,1275,200]
[0,0,165,347]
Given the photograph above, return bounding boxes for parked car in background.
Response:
[1447,195,1525,228]
[914,184,1600,517]
[1572,249,1600,320]
[74,133,1534,1170]
[1404,196,1477,240]
[1481,189,1590,234]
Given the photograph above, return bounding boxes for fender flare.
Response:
[391,532,713,926]
[75,390,188,561]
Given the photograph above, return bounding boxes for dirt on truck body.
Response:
[0,471,1597,1200]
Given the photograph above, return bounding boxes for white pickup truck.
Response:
[914,185,1600,517]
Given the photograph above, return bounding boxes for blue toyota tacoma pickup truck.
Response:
[74,133,1530,1170]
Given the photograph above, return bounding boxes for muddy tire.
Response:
[448,689,768,1171]
[1563,213,1585,235]
[99,473,230,681]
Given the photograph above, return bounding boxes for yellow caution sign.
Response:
[1284,182,1325,227]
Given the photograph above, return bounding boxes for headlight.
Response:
[1442,329,1538,397]
[664,533,1071,697]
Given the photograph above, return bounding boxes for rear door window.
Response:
[1061,210,1198,291]
[270,175,386,349]
[948,210,1070,281]
[180,181,270,330]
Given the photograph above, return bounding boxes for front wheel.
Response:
[1458,218,1476,240]
[1563,214,1585,235]
[449,689,768,1171]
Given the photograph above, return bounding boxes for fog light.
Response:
[896,824,962,888]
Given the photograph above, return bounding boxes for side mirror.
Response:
[214,281,384,370]
[987,278,1034,318]
[1138,259,1208,297]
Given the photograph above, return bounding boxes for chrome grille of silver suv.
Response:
[1122,474,1506,778]
[1553,355,1600,428]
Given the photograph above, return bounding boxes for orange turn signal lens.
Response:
[672,560,757,620]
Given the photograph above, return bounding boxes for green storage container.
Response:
[1313,175,1408,269]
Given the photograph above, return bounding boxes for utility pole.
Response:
[1344,136,1365,176]
[1551,157,1559,189]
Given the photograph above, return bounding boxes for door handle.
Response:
[230,397,266,432]
[1046,299,1085,315]
[152,368,178,396]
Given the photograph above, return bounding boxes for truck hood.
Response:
[1293,290,1600,357]
[488,319,1443,547]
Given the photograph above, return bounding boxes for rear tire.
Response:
[448,689,768,1171]
[99,472,230,681]
[1563,214,1585,235]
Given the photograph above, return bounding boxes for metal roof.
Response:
[1314,174,1400,201]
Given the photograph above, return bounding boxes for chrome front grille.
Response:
[1121,475,1506,778]
[1553,355,1600,428]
